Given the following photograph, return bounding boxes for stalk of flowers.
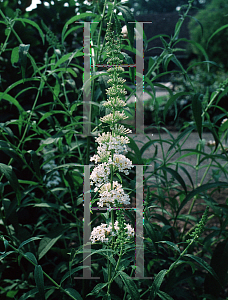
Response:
[90,22,134,249]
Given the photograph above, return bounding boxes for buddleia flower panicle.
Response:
[90,220,134,244]
[186,206,209,243]
[90,21,134,246]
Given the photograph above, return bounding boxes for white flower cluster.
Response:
[90,132,133,192]
[100,111,127,124]
[90,163,110,191]
[110,124,132,135]
[90,220,134,244]
[103,97,126,109]
[93,132,130,155]
[111,154,133,174]
[97,181,131,207]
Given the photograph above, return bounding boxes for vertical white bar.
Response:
[83,165,91,278]
[135,22,144,135]
[135,165,144,278]
[83,22,91,136]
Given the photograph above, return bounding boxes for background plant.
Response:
[189,0,228,70]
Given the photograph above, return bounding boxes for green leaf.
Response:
[11,46,19,67]
[60,266,86,285]
[61,13,97,43]
[15,18,45,44]
[179,165,194,189]
[54,51,83,69]
[176,182,228,216]
[34,265,45,300]
[18,288,39,300]
[19,44,30,81]
[64,288,83,300]
[157,241,180,254]
[87,283,108,297]
[204,239,228,297]
[0,141,21,164]
[207,24,228,47]
[160,167,187,194]
[157,290,174,300]
[174,19,182,39]
[24,252,38,265]
[219,119,228,136]
[144,219,160,253]
[128,137,143,164]
[185,254,221,286]
[38,225,68,260]
[18,237,42,250]
[6,290,18,298]
[119,271,140,300]
[3,239,9,251]
[149,270,167,300]
[192,93,202,139]
[0,92,24,112]
[163,92,192,121]
[63,24,83,41]
[175,38,208,62]
[37,110,69,125]
[117,5,135,48]
[0,251,15,260]
[29,150,41,178]
[0,163,21,204]
[116,173,122,184]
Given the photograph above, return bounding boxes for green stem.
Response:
[107,245,123,294]
[108,0,117,25]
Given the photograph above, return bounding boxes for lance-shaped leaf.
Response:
[34,265,45,300]
[19,44,30,82]
[0,163,21,204]
[192,93,202,139]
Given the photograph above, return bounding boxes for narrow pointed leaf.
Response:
[207,24,228,46]
[157,290,174,300]
[11,46,19,67]
[149,270,167,300]
[176,182,228,216]
[38,225,68,260]
[192,93,202,139]
[119,271,140,300]
[18,237,41,250]
[19,44,30,81]
[15,18,45,44]
[0,163,21,204]
[163,92,192,120]
[185,254,222,286]
[64,288,83,300]
[18,288,39,300]
[0,93,24,112]
[161,166,187,194]
[34,265,45,300]
[24,252,38,265]
[61,13,97,43]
